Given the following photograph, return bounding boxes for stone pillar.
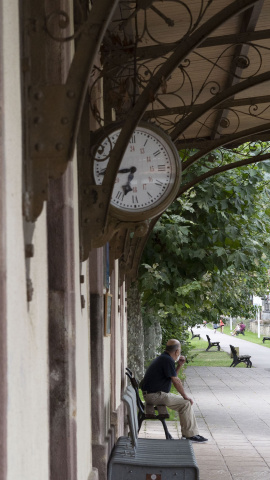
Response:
[89,248,108,480]
[48,171,77,480]
[0,7,7,474]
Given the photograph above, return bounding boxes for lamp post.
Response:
[253,296,262,338]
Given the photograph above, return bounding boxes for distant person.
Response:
[236,322,246,335]
[219,318,225,333]
[141,339,208,443]
[213,323,219,334]
[231,324,240,336]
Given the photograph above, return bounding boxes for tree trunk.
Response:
[144,319,162,365]
[127,281,144,380]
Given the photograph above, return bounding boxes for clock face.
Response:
[93,123,181,220]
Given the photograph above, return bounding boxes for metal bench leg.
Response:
[137,412,144,432]
[160,419,173,440]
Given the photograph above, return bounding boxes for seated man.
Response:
[141,339,208,443]
[236,322,246,335]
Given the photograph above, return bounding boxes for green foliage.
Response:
[138,146,270,347]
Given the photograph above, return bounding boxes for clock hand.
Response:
[118,167,137,174]
[99,166,137,175]
[122,183,133,195]
[127,172,134,183]
[122,167,137,195]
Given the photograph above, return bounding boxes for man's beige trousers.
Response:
[144,391,199,437]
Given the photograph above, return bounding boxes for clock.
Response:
[93,122,181,221]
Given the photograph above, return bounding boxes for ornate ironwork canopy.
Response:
[22,0,270,277]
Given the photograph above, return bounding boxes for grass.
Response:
[207,324,270,348]
[187,334,239,367]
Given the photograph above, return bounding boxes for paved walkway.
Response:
[139,333,270,479]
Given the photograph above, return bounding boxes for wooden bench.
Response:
[229,345,252,368]
[206,334,220,351]
[125,368,172,439]
[108,385,199,480]
[263,337,270,343]
[191,328,201,340]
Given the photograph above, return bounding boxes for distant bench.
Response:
[206,334,220,352]
[263,337,270,343]
[229,345,252,368]
[108,385,199,480]
[191,328,201,340]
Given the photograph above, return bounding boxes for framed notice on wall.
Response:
[104,291,112,336]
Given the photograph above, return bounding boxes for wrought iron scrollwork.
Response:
[91,0,215,126]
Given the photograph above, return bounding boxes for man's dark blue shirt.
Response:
[142,351,177,393]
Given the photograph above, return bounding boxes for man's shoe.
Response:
[186,435,208,443]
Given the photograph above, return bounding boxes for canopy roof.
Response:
[92,0,270,158]
[22,0,270,273]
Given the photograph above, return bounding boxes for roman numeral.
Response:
[130,134,136,143]
[116,191,124,200]
[144,139,149,147]
[158,165,166,171]
[153,150,161,157]
[155,180,164,187]
[147,192,153,198]
[132,195,139,204]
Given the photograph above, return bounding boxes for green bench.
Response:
[107,384,199,479]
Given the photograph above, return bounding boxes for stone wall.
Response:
[249,321,270,336]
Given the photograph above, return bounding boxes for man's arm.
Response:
[171,376,194,405]
[172,356,194,405]
[175,355,186,375]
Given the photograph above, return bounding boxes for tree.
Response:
[138,149,270,350]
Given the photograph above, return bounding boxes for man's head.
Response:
[165,339,181,361]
